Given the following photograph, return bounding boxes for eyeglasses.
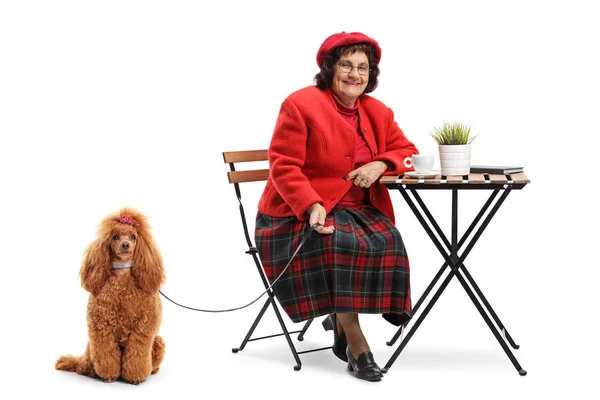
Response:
[335,61,371,75]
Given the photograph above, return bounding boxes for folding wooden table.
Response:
[379,171,530,376]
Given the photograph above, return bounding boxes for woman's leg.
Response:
[336,314,344,335]
[336,313,370,359]
[337,312,383,382]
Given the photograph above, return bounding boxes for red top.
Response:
[258,86,419,224]
[330,92,371,208]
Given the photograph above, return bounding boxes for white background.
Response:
[1,0,598,398]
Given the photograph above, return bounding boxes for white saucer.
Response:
[404,170,441,178]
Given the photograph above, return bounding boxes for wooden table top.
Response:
[380,172,530,189]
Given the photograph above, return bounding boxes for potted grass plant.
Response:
[430,121,478,176]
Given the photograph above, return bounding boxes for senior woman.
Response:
[255,31,419,382]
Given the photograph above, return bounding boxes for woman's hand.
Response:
[345,161,388,188]
[306,203,335,235]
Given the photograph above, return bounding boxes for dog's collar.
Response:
[112,260,133,269]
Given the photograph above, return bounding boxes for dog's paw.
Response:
[55,356,76,372]
[124,378,145,385]
[102,376,118,383]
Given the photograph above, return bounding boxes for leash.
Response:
[158,223,318,313]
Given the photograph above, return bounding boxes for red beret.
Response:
[316,31,382,67]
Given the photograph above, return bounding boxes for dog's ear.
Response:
[132,232,165,293]
[79,237,111,294]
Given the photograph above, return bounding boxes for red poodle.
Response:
[56,207,166,384]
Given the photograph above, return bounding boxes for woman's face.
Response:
[331,51,369,107]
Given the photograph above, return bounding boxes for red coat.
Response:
[257,86,418,224]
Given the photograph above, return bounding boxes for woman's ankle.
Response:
[335,316,344,334]
[347,343,371,359]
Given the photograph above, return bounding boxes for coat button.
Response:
[374,151,378,155]
[372,196,376,201]
[364,127,367,132]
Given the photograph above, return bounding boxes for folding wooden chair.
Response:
[223,149,331,371]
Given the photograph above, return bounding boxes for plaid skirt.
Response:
[255,206,412,326]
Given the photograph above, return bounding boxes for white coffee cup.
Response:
[404,154,434,174]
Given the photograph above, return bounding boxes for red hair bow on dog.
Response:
[120,216,135,225]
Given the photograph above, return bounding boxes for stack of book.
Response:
[469,165,523,174]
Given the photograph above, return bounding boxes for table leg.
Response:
[454,269,527,375]
[386,262,447,346]
[412,188,520,349]
[460,266,520,349]
[384,186,527,375]
[382,271,455,373]
[387,188,500,346]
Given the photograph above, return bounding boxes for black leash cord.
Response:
[158,223,318,313]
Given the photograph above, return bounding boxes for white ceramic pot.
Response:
[439,144,471,176]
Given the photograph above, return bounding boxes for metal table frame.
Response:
[381,173,529,376]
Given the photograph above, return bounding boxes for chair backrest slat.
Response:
[223,150,268,164]
[227,169,270,183]
[223,149,270,184]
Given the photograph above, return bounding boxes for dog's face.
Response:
[109,224,138,262]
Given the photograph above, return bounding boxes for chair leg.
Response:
[297,318,314,341]
[232,297,271,353]
[267,295,303,370]
[231,293,304,370]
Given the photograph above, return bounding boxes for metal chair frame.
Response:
[223,150,331,371]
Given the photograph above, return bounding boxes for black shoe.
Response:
[346,349,383,382]
[321,313,348,362]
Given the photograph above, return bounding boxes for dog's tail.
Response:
[151,335,166,374]
[55,343,95,377]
